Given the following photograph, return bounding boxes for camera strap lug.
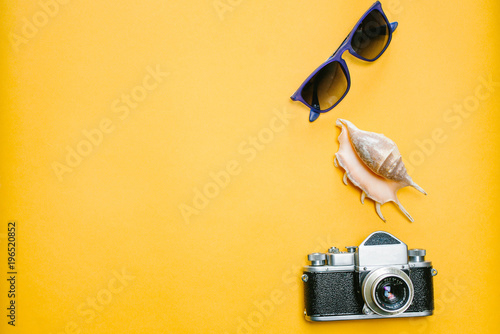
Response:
[362,304,374,315]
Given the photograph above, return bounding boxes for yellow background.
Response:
[1,0,499,333]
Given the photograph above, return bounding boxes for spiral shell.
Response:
[334,119,426,222]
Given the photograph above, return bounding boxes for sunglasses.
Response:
[291,1,398,122]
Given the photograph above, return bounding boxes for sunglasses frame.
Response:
[290,1,398,122]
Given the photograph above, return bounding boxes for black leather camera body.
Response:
[302,231,437,321]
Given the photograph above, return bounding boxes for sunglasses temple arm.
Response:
[309,109,320,122]
[390,21,398,32]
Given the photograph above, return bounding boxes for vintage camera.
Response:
[302,231,437,321]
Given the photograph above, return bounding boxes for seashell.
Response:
[334,119,426,222]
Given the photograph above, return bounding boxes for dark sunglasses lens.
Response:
[351,10,389,60]
[301,61,348,111]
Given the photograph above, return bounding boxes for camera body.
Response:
[302,231,437,321]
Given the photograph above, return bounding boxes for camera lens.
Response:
[361,267,414,316]
[374,277,410,311]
